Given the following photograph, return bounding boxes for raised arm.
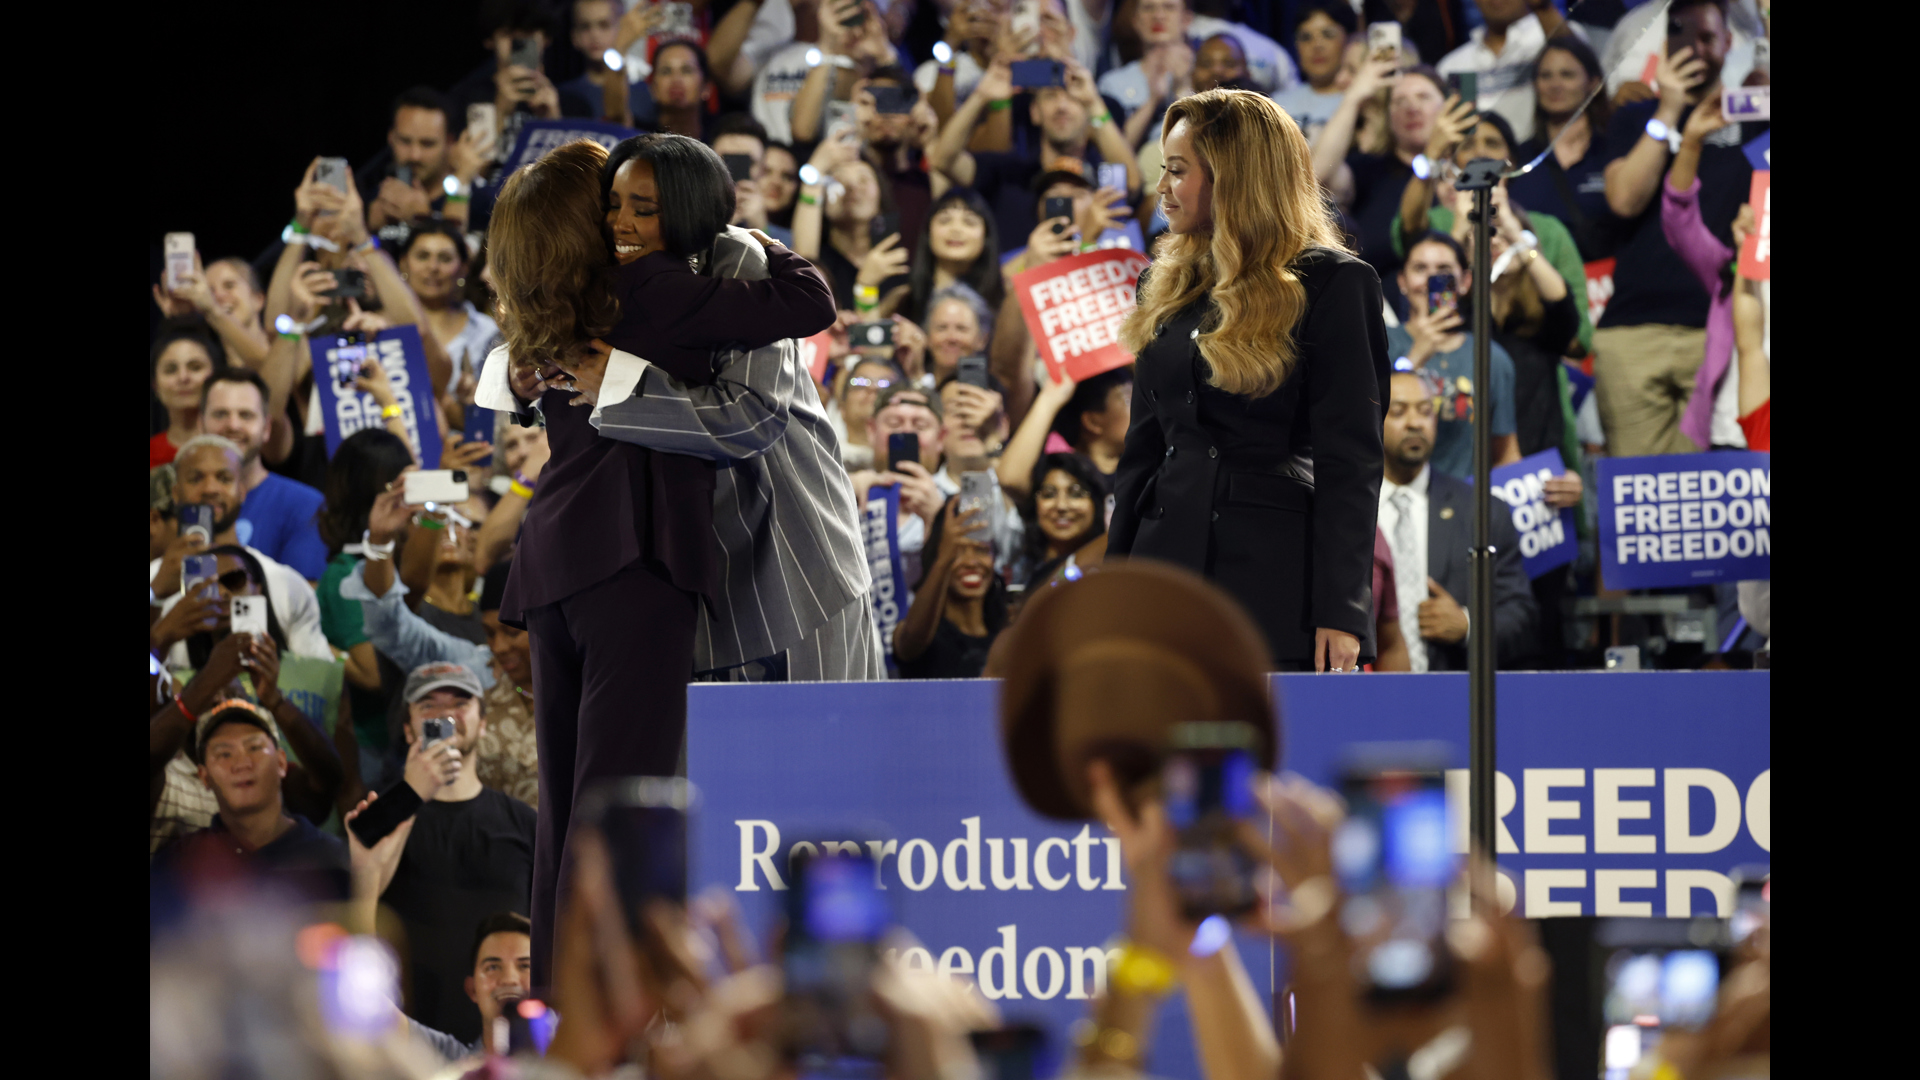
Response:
[708,0,766,95]
[1605,47,1703,219]
[1302,262,1388,644]
[1312,58,1395,185]
[997,370,1075,499]
[931,60,1012,189]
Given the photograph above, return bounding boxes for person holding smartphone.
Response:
[894,499,1007,678]
[1110,89,1389,674]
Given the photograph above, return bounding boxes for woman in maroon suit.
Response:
[486,136,836,979]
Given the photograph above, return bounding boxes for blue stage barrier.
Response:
[688,672,1769,1079]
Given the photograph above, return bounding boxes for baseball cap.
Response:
[404,662,485,705]
[1030,155,1095,196]
[194,700,282,763]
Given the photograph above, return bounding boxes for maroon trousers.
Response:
[524,559,696,985]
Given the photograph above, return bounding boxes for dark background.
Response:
[150,0,585,268]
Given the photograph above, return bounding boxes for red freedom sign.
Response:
[1012,249,1151,382]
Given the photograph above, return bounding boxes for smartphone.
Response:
[332,335,369,390]
[316,157,350,194]
[1722,85,1769,122]
[1447,71,1478,105]
[1009,58,1065,89]
[499,997,559,1057]
[230,595,268,639]
[838,0,868,28]
[318,935,403,1041]
[826,101,858,135]
[323,267,368,300]
[178,505,216,546]
[348,780,424,846]
[887,432,920,472]
[1366,21,1401,61]
[957,353,990,389]
[1666,13,1702,59]
[723,153,756,183]
[463,404,496,468]
[958,471,997,545]
[394,163,415,187]
[1597,925,1723,1074]
[404,469,471,506]
[1162,722,1260,921]
[164,232,195,291]
[852,321,895,350]
[1333,754,1458,1002]
[467,102,498,139]
[420,716,455,747]
[1096,162,1129,194]
[869,211,901,246]
[1043,195,1075,234]
[508,35,542,70]
[781,849,892,1066]
[1729,869,1768,944]
[868,84,914,114]
[1009,0,1039,44]
[971,1026,1048,1080]
[182,553,220,601]
[660,0,696,34]
[579,776,693,935]
[1426,273,1458,317]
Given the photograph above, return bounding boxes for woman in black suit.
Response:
[1111,89,1390,673]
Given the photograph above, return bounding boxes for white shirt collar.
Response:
[1466,12,1544,55]
[1383,463,1431,500]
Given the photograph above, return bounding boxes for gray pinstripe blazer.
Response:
[588,227,871,670]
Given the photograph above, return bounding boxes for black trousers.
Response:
[524,559,696,985]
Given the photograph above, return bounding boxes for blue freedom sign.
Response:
[1598,452,1769,589]
[1489,449,1578,578]
[500,118,641,179]
[687,672,1770,1080]
[310,325,442,468]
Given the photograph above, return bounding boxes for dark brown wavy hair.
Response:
[489,140,620,368]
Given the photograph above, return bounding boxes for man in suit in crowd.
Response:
[1376,372,1537,672]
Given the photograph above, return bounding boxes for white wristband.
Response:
[361,529,397,561]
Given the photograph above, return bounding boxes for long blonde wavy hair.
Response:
[489,140,621,369]
[1119,89,1348,398]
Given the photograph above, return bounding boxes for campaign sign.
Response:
[500,118,641,179]
[1598,452,1769,589]
[1739,170,1770,281]
[797,328,835,385]
[1012,249,1151,383]
[1583,257,1615,326]
[311,325,443,467]
[1489,449,1577,578]
[688,672,1770,1080]
[862,484,905,663]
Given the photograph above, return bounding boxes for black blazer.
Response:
[1108,248,1390,665]
[1421,470,1539,671]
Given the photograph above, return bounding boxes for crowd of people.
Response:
[150,0,1771,1073]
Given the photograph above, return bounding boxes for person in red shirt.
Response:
[150,323,225,467]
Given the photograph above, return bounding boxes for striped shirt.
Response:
[478,227,873,673]
[588,229,872,670]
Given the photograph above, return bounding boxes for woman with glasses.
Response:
[829,358,906,470]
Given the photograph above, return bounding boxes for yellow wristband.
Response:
[509,480,535,499]
[855,284,880,302]
[1110,942,1177,996]
[380,404,403,419]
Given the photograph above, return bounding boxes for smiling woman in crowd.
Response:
[399,220,499,387]
[894,497,1008,679]
[150,324,226,467]
[889,188,1005,326]
[1020,451,1109,590]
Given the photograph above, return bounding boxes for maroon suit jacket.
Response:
[500,245,836,623]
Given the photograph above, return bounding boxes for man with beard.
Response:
[149,435,330,661]
[199,369,327,582]
[355,662,536,1045]
[1376,372,1536,672]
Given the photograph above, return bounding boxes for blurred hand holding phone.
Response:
[404,470,470,506]
[958,471,997,546]
[178,505,216,546]
[1009,58,1065,89]
[183,554,220,599]
[1427,274,1459,318]
[1332,747,1458,1001]
[781,848,893,1068]
[164,232,195,291]
[887,432,920,473]
[1162,722,1261,920]
[1366,21,1401,62]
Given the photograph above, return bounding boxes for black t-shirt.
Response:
[152,815,351,906]
[1345,151,1414,285]
[381,788,537,1044]
[898,617,995,679]
[1509,133,1619,260]
[1596,101,1763,330]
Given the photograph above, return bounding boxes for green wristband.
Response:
[988,98,1013,112]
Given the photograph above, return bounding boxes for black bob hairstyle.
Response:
[601,133,736,259]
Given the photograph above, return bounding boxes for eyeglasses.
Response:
[199,569,254,592]
[848,377,894,389]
